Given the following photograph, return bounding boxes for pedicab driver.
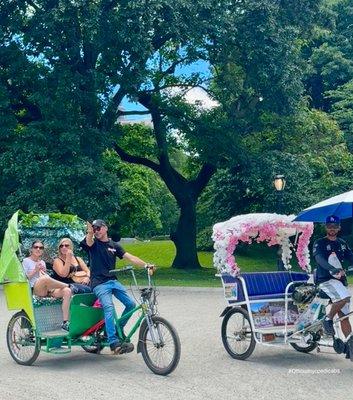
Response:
[313,215,353,358]
[80,219,155,354]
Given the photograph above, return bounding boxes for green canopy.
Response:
[0,211,26,283]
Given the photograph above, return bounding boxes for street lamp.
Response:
[274,175,286,192]
[274,174,286,271]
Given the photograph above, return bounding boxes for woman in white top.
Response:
[22,240,72,330]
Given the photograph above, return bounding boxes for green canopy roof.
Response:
[0,211,26,284]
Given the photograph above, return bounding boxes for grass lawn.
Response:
[117,240,353,287]
[117,240,298,287]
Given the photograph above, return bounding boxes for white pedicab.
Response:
[213,213,353,360]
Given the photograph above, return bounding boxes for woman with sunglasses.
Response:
[52,238,91,294]
[22,240,72,330]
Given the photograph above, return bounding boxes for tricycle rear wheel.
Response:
[7,311,40,366]
[221,307,255,360]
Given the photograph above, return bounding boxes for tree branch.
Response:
[191,163,217,198]
[113,143,161,174]
[118,110,150,116]
[144,81,212,94]
[100,86,126,130]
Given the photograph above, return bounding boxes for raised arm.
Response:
[85,221,94,247]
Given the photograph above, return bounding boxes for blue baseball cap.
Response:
[325,215,340,225]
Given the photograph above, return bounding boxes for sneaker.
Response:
[110,340,122,354]
[110,341,134,355]
[61,321,70,331]
[323,318,335,336]
[119,342,134,354]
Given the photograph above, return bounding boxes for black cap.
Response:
[92,219,107,227]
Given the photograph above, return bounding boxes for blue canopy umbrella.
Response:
[293,190,353,222]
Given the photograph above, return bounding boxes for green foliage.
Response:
[1,0,343,269]
[197,107,353,228]
[17,212,86,262]
[18,211,85,229]
[304,0,353,142]
[104,127,178,238]
[196,226,214,251]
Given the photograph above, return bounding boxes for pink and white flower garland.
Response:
[212,213,313,275]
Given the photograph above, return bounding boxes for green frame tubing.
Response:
[114,303,147,342]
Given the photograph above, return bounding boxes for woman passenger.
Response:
[22,240,72,330]
[52,238,91,294]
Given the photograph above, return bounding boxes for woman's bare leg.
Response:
[52,287,72,321]
[33,275,69,297]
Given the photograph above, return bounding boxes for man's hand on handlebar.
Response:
[145,264,156,276]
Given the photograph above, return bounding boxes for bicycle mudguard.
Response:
[220,306,233,317]
[137,320,148,354]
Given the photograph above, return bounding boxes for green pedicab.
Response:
[0,211,181,375]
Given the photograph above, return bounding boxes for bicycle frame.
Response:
[84,267,159,346]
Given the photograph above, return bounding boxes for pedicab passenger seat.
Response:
[32,295,63,334]
[221,271,309,304]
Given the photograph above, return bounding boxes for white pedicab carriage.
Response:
[213,213,353,360]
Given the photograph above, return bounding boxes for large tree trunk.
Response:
[170,200,201,269]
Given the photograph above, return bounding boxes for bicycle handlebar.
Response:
[108,266,133,275]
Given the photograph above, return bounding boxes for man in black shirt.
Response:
[313,215,353,356]
[81,219,154,354]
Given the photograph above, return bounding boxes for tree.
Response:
[305,0,353,145]
[1,0,321,268]
[197,108,353,242]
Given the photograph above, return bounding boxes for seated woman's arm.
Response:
[77,257,90,276]
[23,259,45,279]
[53,257,71,278]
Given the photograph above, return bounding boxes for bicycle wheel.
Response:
[221,307,255,360]
[7,311,40,366]
[140,316,181,376]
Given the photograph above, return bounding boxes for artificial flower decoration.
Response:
[212,213,313,275]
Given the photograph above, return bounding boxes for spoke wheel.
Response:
[221,307,255,360]
[140,316,181,375]
[7,311,40,366]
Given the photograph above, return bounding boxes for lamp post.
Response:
[273,174,286,271]
[273,174,286,214]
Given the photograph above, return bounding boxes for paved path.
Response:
[0,287,352,400]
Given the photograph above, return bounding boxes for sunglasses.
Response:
[33,246,44,250]
[93,226,102,232]
[59,244,70,248]
[327,225,340,230]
